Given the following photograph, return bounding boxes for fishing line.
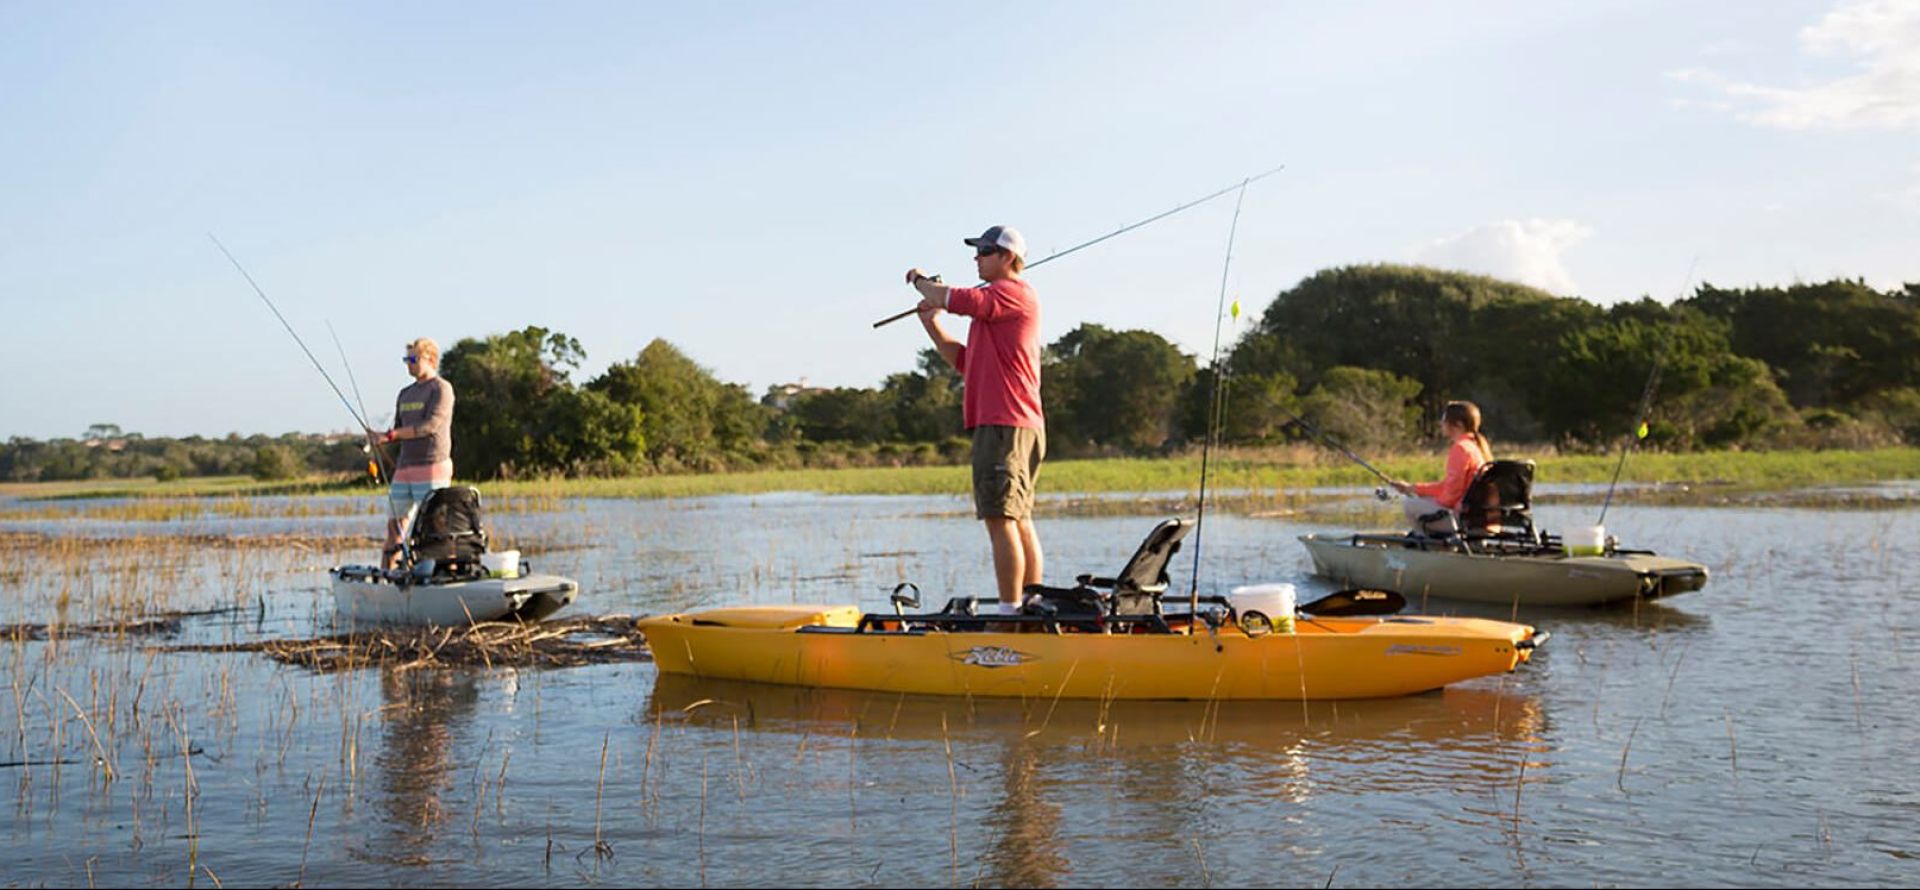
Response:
[873,164,1286,328]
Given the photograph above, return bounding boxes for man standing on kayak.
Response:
[904,225,1046,618]
[379,337,455,568]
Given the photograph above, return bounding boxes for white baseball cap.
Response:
[964,225,1026,259]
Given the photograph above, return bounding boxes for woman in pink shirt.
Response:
[1388,400,1492,532]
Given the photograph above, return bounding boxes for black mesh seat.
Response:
[401,486,490,578]
[1416,459,1537,544]
[1022,518,1191,630]
[1461,459,1536,538]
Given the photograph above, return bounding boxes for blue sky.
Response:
[3,1,1915,439]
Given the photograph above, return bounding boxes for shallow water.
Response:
[1,490,1915,887]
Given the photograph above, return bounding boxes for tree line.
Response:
[6,265,1916,482]
[0,426,372,483]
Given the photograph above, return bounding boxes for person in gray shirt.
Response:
[379,337,455,567]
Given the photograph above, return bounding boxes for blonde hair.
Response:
[1443,400,1493,462]
[406,337,441,367]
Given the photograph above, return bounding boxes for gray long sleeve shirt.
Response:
[393,376,454,468]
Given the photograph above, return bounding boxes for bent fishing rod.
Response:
[1596,262,1697,526]
[328,319,389,485]
[211,233,378,436]
[1186,178,1252,629]
[872,163,1287,328]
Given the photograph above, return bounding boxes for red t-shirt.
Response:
[946,278,1044,430]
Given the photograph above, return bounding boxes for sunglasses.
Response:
[403,355,419,364]
[975,247,1001,258]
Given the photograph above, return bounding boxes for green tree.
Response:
[1531,300,1793,451]
[1683,279,1920,409]
[589,339,768,471]
[251,444,302,480]
[440,326,637,478]
[882,349,963,443]
[788,387,895,443]
[1045,324,1196,455]
[1296,366,1424,454]
[1231,264,1567,422]
[1176,368,1302,446]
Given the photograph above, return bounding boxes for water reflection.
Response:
[358,668,480,868]
[983,740,1069,888]
[652,679,1536,748]
[646,672,1546,788]
[1407,596,1710,638]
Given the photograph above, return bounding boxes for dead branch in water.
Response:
[0,606,244,641]
[157,614,653,672]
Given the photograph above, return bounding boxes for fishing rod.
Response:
[210,234,375,434]
[1597,260,1698,526]
[872,163,1287,328]
[1187,179,1251,631]
[327,319,390,486]
[1285,411,1396,496]
[1596,356,1661,526]
[326,320,375,434]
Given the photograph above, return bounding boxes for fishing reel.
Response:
[1373,487,1391,501]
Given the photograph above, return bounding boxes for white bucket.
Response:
[1567,525,1606,557]
[480,550,521,579]
[1229,583,1297,634]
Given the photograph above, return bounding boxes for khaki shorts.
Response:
[971,425,1045,520]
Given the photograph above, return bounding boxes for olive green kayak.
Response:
[1300,531,1708,607]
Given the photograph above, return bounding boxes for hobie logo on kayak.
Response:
[1385,644,1462,657]
[957,646,1033,668]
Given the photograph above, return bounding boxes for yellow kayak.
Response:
[637,602,1543,701]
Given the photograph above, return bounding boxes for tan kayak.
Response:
[1300,531,1708,607]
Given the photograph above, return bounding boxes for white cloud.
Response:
[1884,160,1920,211]
[1413,219,1593,295]
[1670,0,1920,129]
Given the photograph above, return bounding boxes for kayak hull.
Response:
[1300,532,1708,607]
[638,604,1542,700]
[330,567,579,627]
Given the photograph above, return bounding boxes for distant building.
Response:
[765,377,826,410]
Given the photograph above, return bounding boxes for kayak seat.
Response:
[406,486,490,567]
[1022,518,1191,630]
[1460,459,1536,541]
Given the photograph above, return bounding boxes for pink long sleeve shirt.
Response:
[1412,434,1489,511]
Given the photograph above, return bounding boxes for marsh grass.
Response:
[162,616,653,672]
[1,605,241,642]
[0,497,376,524]
[10,446,1916,505]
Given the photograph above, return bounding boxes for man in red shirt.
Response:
[904,225,1045,616]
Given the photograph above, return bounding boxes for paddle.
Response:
[1298,589,1406,617]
